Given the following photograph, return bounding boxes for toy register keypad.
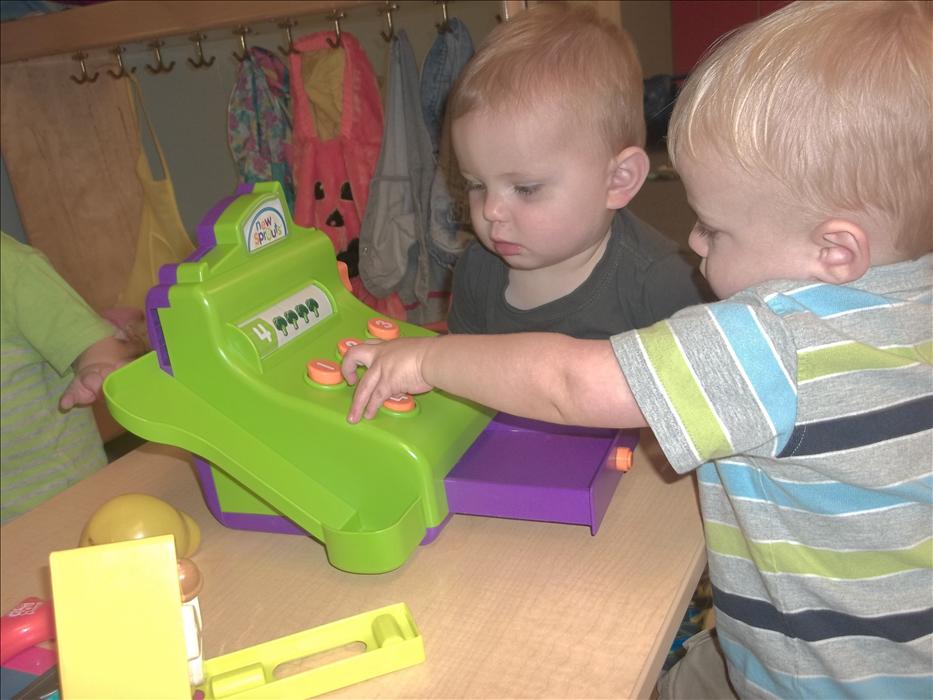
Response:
[306,359,342,385]
[304,319,417,415]
[337,338,362,357]
[367,318,400,340]
[382,394,416,414]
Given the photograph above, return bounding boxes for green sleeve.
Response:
[3,238,113,375]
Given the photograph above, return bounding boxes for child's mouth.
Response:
[493,241,523,256]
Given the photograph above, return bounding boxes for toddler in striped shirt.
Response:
[341,2,932,697]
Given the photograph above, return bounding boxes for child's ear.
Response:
[810,219,871,284]
[606,147,649,209]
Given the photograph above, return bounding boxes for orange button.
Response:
[608,447,633,472]
[337,337,363,357]
[307,358,342,385]
[367,317,400,340]
[382,393,415,413]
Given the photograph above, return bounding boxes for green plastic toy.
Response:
[104,182,492,574]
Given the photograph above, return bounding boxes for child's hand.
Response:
[341,338,436,423]
[58,334,145,411]
[59,362,117,410]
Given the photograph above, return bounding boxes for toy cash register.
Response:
[105,182,636,575]
[105,182,493,574]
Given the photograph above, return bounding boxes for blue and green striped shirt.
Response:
[614,255,932,698]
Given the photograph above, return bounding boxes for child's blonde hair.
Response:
[668,1,933,256]
[448,1,645,154]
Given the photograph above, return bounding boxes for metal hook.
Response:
[277,19,299,56]
[187,32,215,69]
[69,52,98,84]
[233,26,252,62]
[435,1,452,33]
[497,0,528,23]
[380,2,399,42]
[145,40,175,74]
[106,46,135,79]
[326,10,345,49]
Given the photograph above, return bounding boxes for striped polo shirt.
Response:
[613,255,932,698]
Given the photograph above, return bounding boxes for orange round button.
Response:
[367,317,400,340]
[307,358,342,385]
[337,337,363,357]
[382,393,415,413]
[608,447,633,472]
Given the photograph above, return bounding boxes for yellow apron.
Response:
[118,76,194,309]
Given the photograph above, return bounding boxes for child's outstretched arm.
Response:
[341,333,647,429]
[59,334,144,411]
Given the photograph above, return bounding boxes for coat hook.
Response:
[435,1,452,33]
[70,52,98,84]
[497,0,527,23]
[233,26,252,62]
[277,19,299,56]
[326,10,345,49]
[379,2,399,42]
[187,32,215,69]
[107,46,135,79]
[145,40,175,74]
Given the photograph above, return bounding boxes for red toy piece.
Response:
[0,597,55,665]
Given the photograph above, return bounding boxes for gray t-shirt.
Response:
[447,209,709,338]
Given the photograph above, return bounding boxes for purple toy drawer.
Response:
[442,414,638,534]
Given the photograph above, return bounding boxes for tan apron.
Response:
[0,55,142,310]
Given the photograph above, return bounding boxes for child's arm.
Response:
[341,333,648,429]
[59,334,144,411]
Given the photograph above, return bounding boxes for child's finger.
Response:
[346,369,376,423]
[340,342,380,385]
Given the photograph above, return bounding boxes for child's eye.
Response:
[513,184,542,197]
[693,221,718,238]
[464,181,486,193]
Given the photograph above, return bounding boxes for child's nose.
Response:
[482,192,506,222]
[688,230,709,257]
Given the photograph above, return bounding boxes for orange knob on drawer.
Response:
[382,394,415,413]
[367,317,400,340]
[337,337,363,357]
[608,446,633,472]
[307,358,342,385]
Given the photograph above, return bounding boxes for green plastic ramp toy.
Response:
[104,182,493,574]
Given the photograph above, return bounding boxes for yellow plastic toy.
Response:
[50,535,192,698]
[49,534,425,698]
[79,493,200,557]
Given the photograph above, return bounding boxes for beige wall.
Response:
[620,0,674,77]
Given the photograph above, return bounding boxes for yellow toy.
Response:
[49,534,424,698]
[79,493,200,557]
[50,535,192,698]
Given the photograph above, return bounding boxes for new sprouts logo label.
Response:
[244,198,288,253]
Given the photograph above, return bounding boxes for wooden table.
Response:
[0,431,705,699]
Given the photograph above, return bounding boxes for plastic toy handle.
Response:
[0,597,54,665]
[608,447,634,472]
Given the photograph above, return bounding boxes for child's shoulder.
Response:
[1,232,46,271]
